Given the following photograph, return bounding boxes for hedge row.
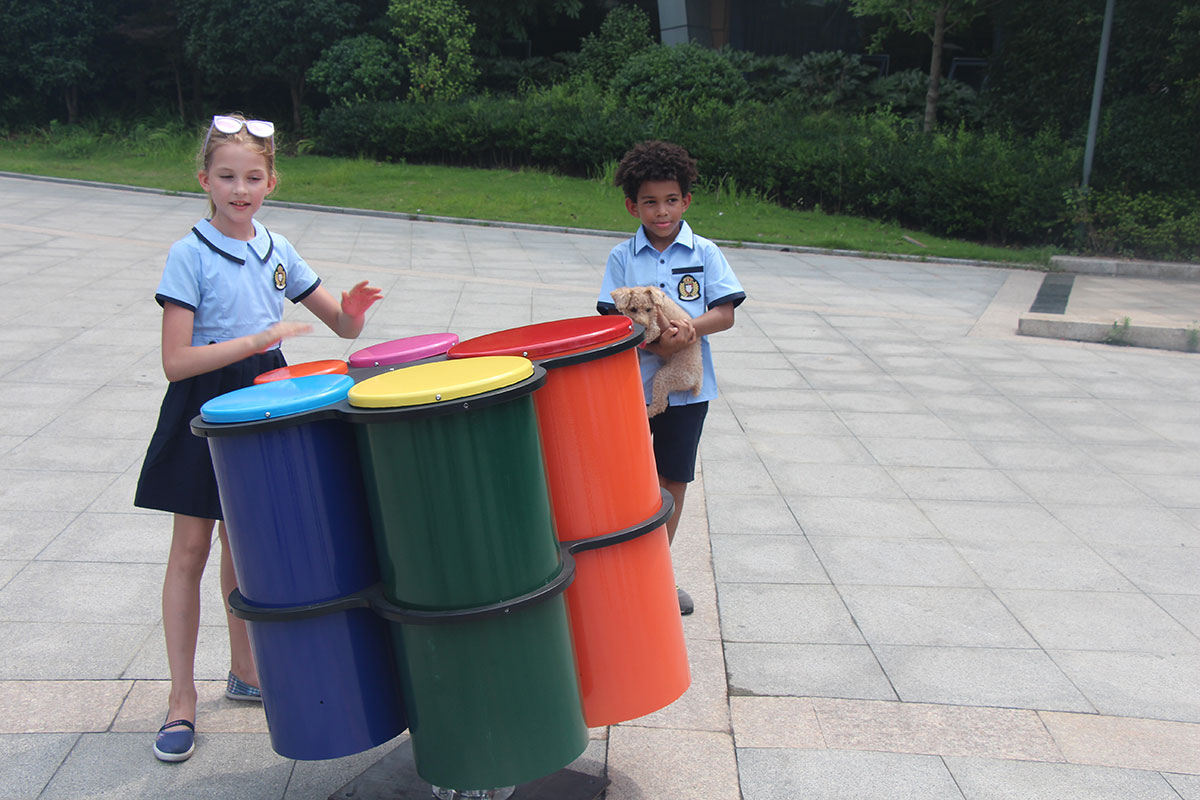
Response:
[313,90,1198,259]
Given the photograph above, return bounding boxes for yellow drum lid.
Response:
[347,355,534,409]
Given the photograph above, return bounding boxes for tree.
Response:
[389,0,478,102]
[461,0,582,54]
[178,0,356,131]
[850,0,995,131]
[0,0,110,123]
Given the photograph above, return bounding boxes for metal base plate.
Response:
[329,738,609,800]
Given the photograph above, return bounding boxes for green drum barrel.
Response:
[343,356,587,791]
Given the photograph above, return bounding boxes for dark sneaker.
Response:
[677,586,694,616]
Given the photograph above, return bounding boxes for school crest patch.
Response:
[677,274,700,302]
[273,264,287,290]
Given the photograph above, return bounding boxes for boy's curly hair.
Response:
[614,140,699,201]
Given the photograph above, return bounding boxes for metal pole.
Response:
[1082,0,1115,189]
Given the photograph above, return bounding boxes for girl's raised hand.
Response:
[257,320,313,352]
[341,280,383,318]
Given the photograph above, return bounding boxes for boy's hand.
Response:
[341,280,383,318]
[648,311,697,356]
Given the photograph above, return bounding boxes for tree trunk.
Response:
[174,63,186,122]
[64,85,79,125]
[924,2,948,133]
[290,77,304,134]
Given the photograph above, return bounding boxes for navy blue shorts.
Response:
[649,401,709,483]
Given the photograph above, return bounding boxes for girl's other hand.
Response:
[341,280,383,318]
[258,320,312,352]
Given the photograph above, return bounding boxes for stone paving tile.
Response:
[0,562,163,625]
[872,646,1093,712]
[1039,711,1200,774]
[620,637,729,733]
[918,500,1085,545]
[1047,650,1200,723]
[813,698,1064,763]
[996,589,1200,653]
[607,727,739,800]
[808,537,983,588]
[1154,594,1200,638]
[730,697,824,749]
[789,496,942,539]
[944,756,1184,800]
[718,583,864,644]
[704,493,802,536]
[839,586,1035,648]
[0,681,130,734]
[951,541,1137,592]
[0,733,79,800]
[0,623,153,680]
[725,643,895,700]
[40,732,292,800]
[710,533,828,584]
[112,680,268,734]
[1167,773,1200,799]
[737,748,965,800]
[1040,502,1200,547]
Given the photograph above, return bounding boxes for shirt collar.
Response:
[634,219,695,254]
[192,219,274,264]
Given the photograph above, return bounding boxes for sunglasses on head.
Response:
[211,115,274,138]
[203,115,275,154]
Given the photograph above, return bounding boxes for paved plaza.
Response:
[1,174,1199,799]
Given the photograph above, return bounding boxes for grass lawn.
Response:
[0,129,1058,267]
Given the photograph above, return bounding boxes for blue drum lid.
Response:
[201,374,355,423]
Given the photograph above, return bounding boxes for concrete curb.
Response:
[1018,316,1200,353]
[1051,255,1200,281]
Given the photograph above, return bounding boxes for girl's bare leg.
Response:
[162,514,216,724]
[218,521,257,686]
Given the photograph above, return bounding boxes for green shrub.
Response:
[475,56,570,95]
[609,42,749,121]
[872,69,981,128]
[793,50,877,109]
[315,84,1095,248]
[1071,189,1200,262]
[576,4,654,83]
[308,34,407,105]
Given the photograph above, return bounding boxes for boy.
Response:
[597,140,746,615]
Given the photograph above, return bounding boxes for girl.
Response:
[135,113,383,763]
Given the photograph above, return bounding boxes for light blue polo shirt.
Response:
[597,220,746,406]
[155,219,321,348]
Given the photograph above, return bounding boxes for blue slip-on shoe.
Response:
[153,719,195,762]
[225,671,262,702]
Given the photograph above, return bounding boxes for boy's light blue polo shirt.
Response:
[597,220,746,406]
[155,219,321,348]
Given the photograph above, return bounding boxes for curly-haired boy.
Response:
[597,140,746,615]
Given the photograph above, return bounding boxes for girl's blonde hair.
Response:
[197,112,278,217]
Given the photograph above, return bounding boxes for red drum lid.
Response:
[448,316,634,361]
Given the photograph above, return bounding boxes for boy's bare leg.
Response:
[660,477,688,545]
[218,521,258,687]
[659,477,693,614]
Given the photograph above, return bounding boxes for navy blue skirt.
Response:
[134,350,286,520]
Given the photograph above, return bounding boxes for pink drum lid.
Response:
[348,332,460,368]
